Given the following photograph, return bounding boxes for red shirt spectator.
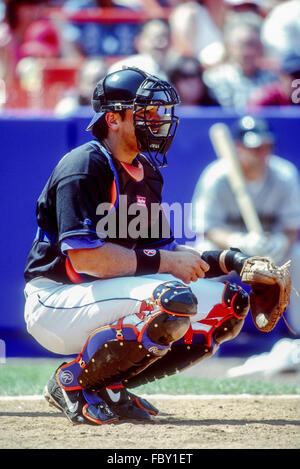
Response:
[247,53,300,109]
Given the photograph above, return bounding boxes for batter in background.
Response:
[191,115,300,372]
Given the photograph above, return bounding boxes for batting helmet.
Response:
[234,115,274,148]
[86,67,180,167]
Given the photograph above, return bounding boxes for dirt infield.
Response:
[1,394,299,449]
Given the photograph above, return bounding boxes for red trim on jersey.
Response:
[110,179,118,210]
[65,257,84,284]
[120,160,144,181]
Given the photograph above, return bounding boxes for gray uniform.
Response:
[192,155,300,236]
[191,155,300,334]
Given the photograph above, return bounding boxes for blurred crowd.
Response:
[0,0,300,113]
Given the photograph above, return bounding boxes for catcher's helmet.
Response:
[234,115,274,148]
[86,67,180,167]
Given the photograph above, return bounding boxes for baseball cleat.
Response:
[98,385,159,420]
[127,390,159,416]
[44,366,118,425]
[44,378,86,425]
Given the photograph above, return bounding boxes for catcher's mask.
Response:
[86,67,180,168]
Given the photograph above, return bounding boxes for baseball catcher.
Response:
[24,67,292,425]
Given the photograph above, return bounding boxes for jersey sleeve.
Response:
[56,173,109,247]
[60,235,105,254]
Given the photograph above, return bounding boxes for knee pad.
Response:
[213,281,249,344]
[152,281,198,317]
[56,280,197,391]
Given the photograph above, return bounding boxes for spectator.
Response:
[224,0,264,16]
[13,17,65,109]
[202,0,228,30]
[19,19,61,60]
[191,115,300,337]
[63,0,140,9]
[165,56,219,106]
[203,13,278,109]
[168,0,225,68]
[261,0,300,62]
[107,19,172,79]
[60,0,144,58]
[0,0,45,86]
[55,56,108,116]
[247,53,300,108]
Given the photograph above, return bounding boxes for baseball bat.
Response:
[209,122,264,234]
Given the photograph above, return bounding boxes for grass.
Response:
[136,375,300,396]
[0,358,300,396]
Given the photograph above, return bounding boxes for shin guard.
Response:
[124,281,250,387]
[56,281,197,392]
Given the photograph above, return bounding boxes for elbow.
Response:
[67,249,106,279]
[68,252,86,274]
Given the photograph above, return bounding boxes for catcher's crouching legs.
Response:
[124,281,250,388]
[48,281,197,425]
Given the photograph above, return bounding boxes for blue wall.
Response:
[1,107,299,357]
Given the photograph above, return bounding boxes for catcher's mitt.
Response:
[240,257,292,332]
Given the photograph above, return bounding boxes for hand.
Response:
[263,233,290,264]
[161,250,210,284]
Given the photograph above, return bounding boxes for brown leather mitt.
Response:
[240,257,292,332]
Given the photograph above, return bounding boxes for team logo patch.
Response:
[143,249,156,256]
[60,370,74,385]
[148,346,166,356]
[136,195,146,207]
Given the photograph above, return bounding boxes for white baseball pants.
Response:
[24,274,224,355]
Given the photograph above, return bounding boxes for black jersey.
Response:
[24,140,175,284]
